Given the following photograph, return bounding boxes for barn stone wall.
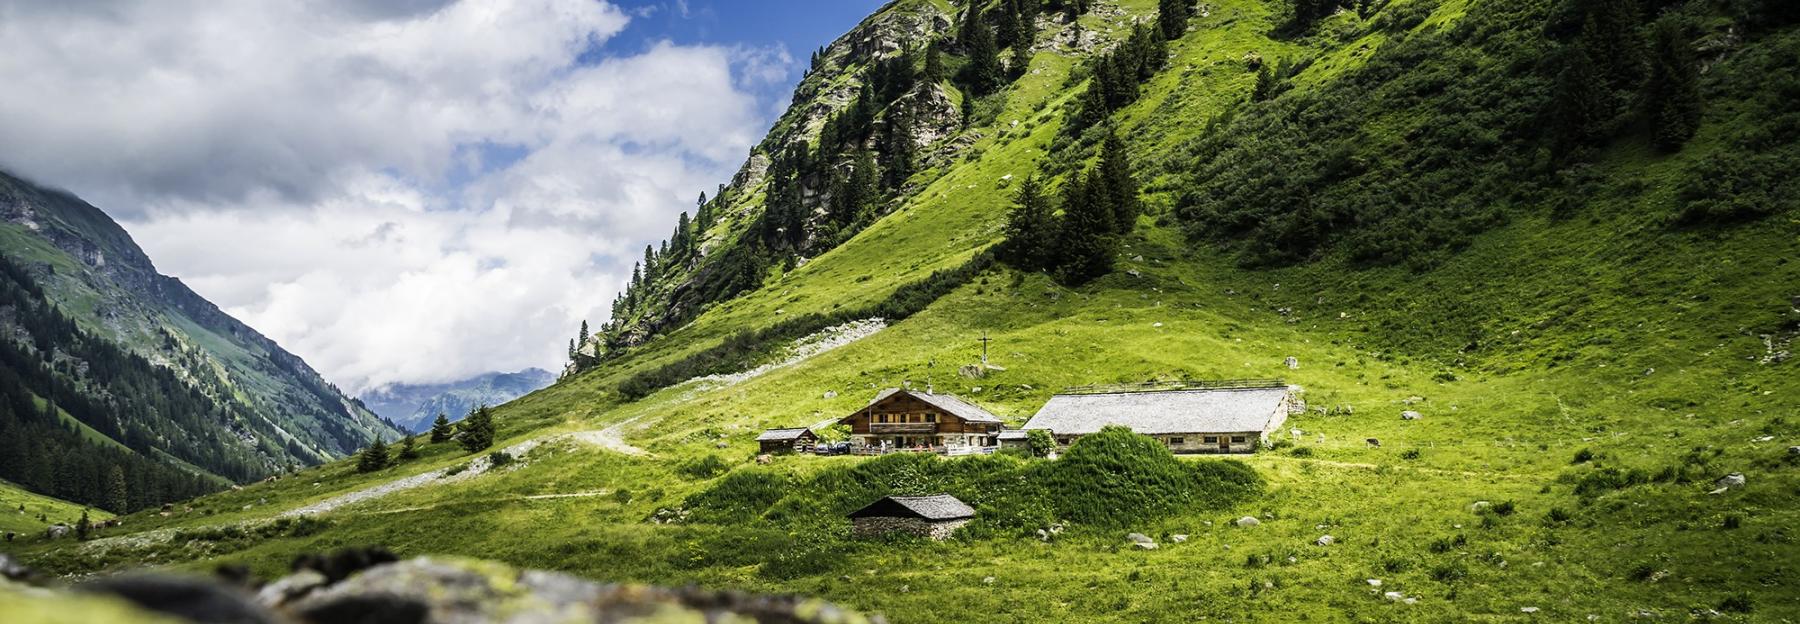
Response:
[852,517,969,540]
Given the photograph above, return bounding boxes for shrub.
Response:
[487,451,514,467]
[1039,426,1261,527]
[1722,514,1742,530]
[1400,448,1422,460]
[1719,593,1754,613]
[1027,429,1056,458]
[1491,500,1515,516]
[1430,562,1468,583]
[1572,448,1595,464]
[1543,507,1573,527]
[1289,446,1314,458]
[679,455,732,479]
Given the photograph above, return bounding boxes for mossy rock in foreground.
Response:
[2,556,875,624]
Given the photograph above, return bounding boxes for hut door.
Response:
[1218,436,1230,451]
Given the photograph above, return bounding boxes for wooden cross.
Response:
[977,331,992,367]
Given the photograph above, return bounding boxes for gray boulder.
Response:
[1401,411,1422,421]
[45,524,69,540]
[1315,535,1335,546]
[1235,516,1261,528]
[1284,357,1300,369]
[1716,473,1747,490]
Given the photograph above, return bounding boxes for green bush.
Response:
[678,455,732,479]
[682,427,1259,535]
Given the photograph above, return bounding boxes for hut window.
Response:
[1169,437,1185,445]
[876,415,887,423]
[1231,436,1247,444]
[1203,436,1218,444]
[925,414,937,423]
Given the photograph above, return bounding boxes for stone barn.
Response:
[756,427,818,454]
[847,494,975,540]
[1023,382,1292,453]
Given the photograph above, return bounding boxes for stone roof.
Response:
[856,388,1003,423]
[1023,387,1289,435]
[847,494,976,521]
[996,430,1030,440]
[756,428,815,442]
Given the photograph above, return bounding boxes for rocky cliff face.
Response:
[0,169,401,474]
[582,0,965,357]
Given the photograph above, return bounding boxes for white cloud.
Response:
[0,0,784,392]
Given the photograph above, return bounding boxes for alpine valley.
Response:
[3,0,1799,622]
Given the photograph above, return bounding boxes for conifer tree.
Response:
[1252,63,1277,101]
[1578,0,1646,93]
[924,39,945,83]
[104,465,127,514]
[429,413,454,443]
[76,509,91,541]
[1095,132,1140,233]
[1548,44,1611,160]
[357,436,389,473]
[1645,19,1701,152]
[1054,171,1120,284]
[880,105,916,190]
[960,7,1004,95]
[459,406,497,453]
[1001,173,1057,271]
[398,435,419,461]
[1159,0,1193,40]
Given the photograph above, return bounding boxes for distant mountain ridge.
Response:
[359,368,554,433]
[0,169,402,489]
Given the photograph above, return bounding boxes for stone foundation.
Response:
[852,517,969,540]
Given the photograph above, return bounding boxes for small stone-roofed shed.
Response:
[1024,385,1291,454]
[847,494,975,539]
[756,427,818,454]
[997,429,1031,450]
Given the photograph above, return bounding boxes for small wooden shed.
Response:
[756,427,818,454]
[847,494,975,540]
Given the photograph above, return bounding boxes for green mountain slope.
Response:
[15,0,1797,621]
[0,170,402,491]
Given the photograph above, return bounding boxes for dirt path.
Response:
[550,417,649,457]
[279,425,645,519]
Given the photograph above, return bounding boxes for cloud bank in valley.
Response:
[0,0,787,392]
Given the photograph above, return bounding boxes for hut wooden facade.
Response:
[847,494,975,540]
[756,427,818,454]
[837,389,1003,451]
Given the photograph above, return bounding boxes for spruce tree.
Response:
[76,510,91,540]
[104,465,127,513]
[1645,19,1701,152]
[960,7,1004,96]
[1252,63,1277,102]
[880,105,916,190]
[430,413,453,443]
[1548,44,1611,160]
[1159,0,1193,40]
[1095,132,1140,233]
[398,435,420,461]
[357,436,389,473]
[924,40,946,83]
[1054,171,1120,284]
[1578,0,1646,93]
[459,406,497,453]
[1001,173,1057,271]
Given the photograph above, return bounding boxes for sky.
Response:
[0,0,884,394]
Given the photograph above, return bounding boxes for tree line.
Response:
[355,405,497,473]
[0,254,227,512]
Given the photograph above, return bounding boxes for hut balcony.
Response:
[869,422,938,434]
